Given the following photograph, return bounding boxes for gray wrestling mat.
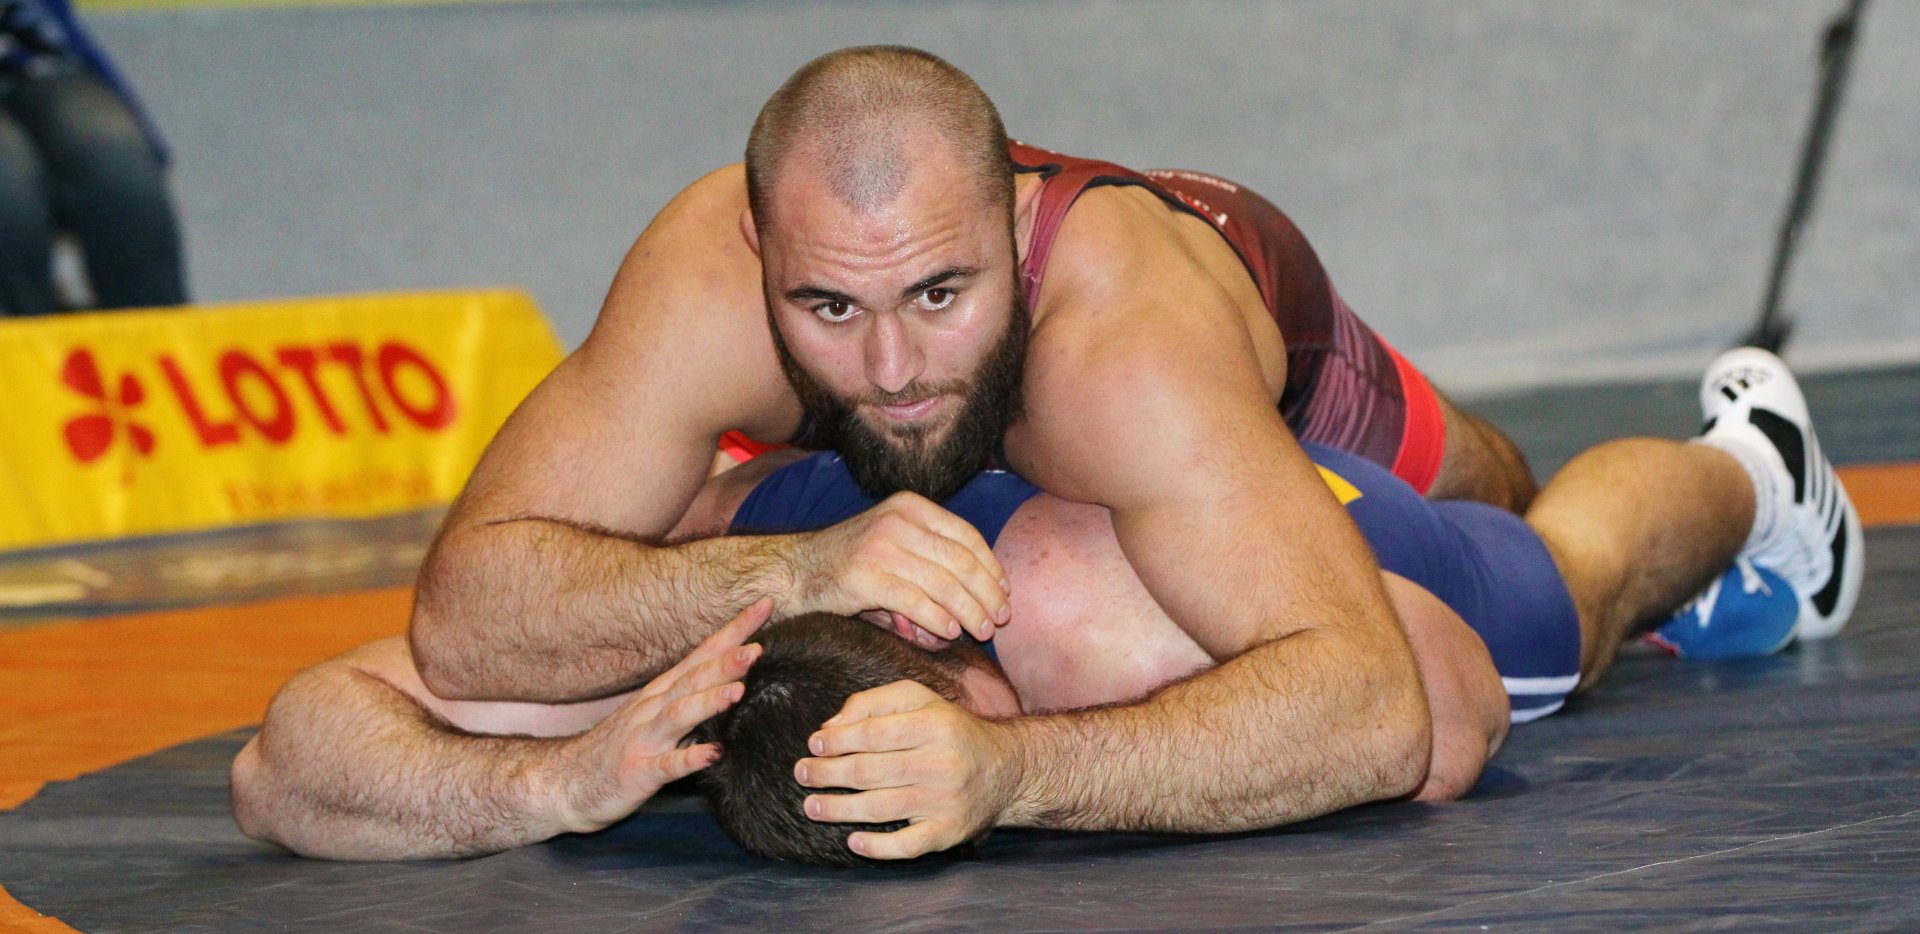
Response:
[1,526,1915,931]
[3,365,1916,931]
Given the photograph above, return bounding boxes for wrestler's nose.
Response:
[863,311,924,394]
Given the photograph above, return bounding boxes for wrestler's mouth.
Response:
[879,397,940,420]
[871,396,945,422]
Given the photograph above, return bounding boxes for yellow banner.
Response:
[0,291,561,551]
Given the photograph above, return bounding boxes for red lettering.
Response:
[275,346,348,434]
[159,355,241,447]
[326,343,390,433]
[377,342,456,430]
[219,351,295,444]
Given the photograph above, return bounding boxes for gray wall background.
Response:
[94,0,1918,396]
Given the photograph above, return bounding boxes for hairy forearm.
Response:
[999,629,1430,834]
[412,517,792,702]
[231,666,576,861]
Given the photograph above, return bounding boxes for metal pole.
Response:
[1742,0,1868,353]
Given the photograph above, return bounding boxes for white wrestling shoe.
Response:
[1694,347,1865,641]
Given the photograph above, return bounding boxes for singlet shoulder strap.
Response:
[1008,140,1211,307]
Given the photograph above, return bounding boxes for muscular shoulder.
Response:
[1024,185,1284,406]
[597,165,758,335]
[586,164,797,440]
[1040,184,1219,313]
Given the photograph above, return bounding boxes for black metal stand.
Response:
[1741,0,1869,353]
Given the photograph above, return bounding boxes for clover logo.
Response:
[61,349,155,467]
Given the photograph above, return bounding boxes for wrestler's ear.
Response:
[1011,178,1040,261]
[740,209,761,257]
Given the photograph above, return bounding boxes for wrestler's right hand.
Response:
[785,491,1012,647]
[542,599,771,834]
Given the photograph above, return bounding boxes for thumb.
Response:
[823,679,940,727]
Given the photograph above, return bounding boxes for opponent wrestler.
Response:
[232,348,1863,863]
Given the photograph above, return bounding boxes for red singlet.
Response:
[1009,141,1445,494]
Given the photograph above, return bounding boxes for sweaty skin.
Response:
[234,453,1506,861]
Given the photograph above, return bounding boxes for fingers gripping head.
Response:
[695,612,974,867]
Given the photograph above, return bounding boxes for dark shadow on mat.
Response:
[3,527,1916,932]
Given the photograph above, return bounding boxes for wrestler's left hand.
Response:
[545,599,770,834]
[794,680,1021,860]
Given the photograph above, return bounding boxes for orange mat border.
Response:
[1836,462,1920,528]
[0,587,411,931]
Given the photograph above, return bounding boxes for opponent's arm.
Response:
[231,603,769,860]
[411,168,1008,702]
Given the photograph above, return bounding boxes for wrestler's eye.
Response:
[813,301,857,323]
[915,288,955,312]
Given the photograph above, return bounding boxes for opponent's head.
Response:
[696,612,1013,867]
[745,46,1027,502]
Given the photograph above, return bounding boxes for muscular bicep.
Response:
[1010,187,1403,660]
[1018,302,1393,661]
[449,167,799,539]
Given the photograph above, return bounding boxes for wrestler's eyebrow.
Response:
[900,266,976,300]
[785,285,859,306]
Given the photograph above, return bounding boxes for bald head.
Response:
[745,46,1013,229]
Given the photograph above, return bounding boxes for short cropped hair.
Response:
[697,612,977,867]
[744,45,1013,229]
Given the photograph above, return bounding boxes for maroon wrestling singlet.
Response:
[1009,141,1445,494]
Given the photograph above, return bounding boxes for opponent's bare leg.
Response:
[1524,439,1753,690]
[1528,348,1865,690]
[1428,394,1538,513]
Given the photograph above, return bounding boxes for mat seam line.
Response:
[1348,806,1920,929]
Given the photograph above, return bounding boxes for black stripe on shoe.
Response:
[1813,518,1848,616]
[1749,408,1808,504]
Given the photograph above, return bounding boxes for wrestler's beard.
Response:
[773,294,1029,503]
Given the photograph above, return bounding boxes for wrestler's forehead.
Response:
[764,150,1006,255]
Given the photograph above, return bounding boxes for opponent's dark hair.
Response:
[744,45,1013,229]
[696,612,974,867]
